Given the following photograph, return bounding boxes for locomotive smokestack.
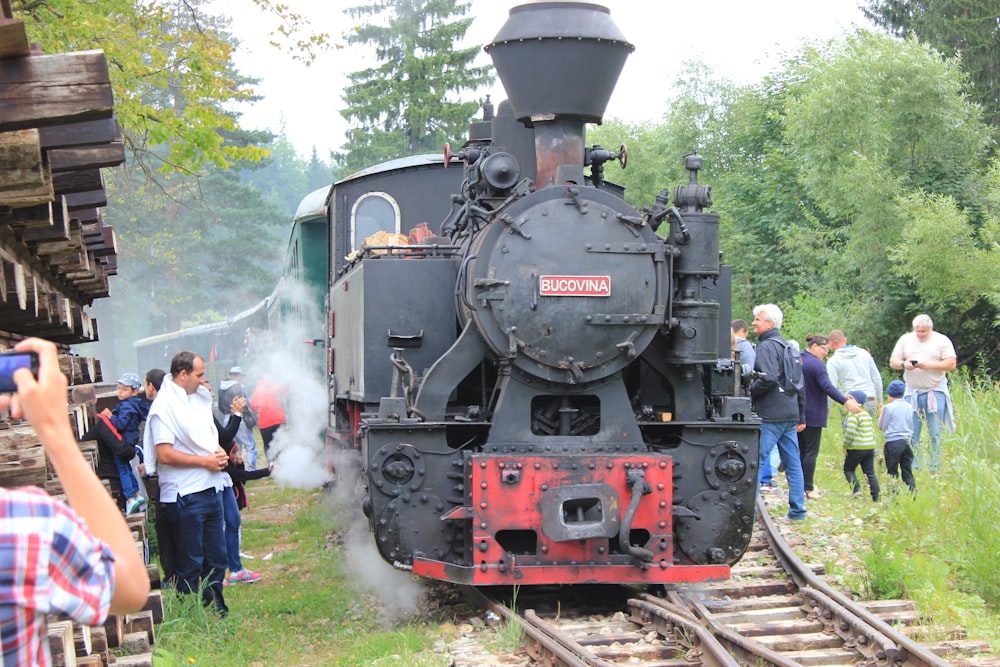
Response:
[485,2,633,187]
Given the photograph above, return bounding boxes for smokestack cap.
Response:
[486,2,634,126]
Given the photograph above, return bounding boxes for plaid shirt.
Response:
[0,486,115,666]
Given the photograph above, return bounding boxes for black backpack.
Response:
[777,339,804,395]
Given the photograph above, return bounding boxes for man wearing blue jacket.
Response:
[749,303,807,521]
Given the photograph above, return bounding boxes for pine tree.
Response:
[337,0,494,172]
[863,0,1000,127]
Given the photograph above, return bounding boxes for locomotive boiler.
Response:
[328,1,760,586]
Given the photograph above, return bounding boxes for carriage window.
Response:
[352,193,400,251]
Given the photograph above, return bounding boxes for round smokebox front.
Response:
[467,186,662,385]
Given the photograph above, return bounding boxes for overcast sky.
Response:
[218,0,873,159]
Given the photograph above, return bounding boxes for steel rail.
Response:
[628,596,740,667]
[459,586,591,667]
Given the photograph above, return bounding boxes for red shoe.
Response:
[228,569,262,584]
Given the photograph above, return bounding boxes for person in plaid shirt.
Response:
[0,338,150,666]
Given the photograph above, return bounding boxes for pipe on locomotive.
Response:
[485,2,634,188]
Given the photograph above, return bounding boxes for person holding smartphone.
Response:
[889,314,957,472]
[0,338,150,666]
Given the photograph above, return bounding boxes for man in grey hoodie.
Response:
[827,330,882,426]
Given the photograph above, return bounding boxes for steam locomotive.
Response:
[327,2,761,586]
[134,1,760,587]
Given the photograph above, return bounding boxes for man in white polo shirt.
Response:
[889,314,957,472]
[147,351,231,617]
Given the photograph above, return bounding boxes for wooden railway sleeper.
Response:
[797,585,899,665]
[668,588,811,667]
[522,609,615,667]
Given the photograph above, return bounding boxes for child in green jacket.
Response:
[843,390,880,501]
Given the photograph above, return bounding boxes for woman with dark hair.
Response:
[798,333,862,499]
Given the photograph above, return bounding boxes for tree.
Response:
[15,0,273,176]
[781,31,995,350]
[106,143,291,330]
[862,0,1000,128]
[243,131,323,217]
[593,36,1000,376]
[337,0,494,172]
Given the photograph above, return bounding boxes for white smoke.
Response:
[248,277,426,616]
[244,277,332,489]
[326,452,426,622]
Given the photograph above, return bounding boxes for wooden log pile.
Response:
[0,5,170,663]
[0,4,122,346]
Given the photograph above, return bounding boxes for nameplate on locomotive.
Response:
[538,275,611,297]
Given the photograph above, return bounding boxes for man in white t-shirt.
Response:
[889,314,957,472]
[148,351,230,617]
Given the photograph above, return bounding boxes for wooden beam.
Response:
[0,17,29,59]
[64,190,107,211]
[76,207,100,223]
[0,201,53,231]
[19,213,68,243]
[0,50,113,131]
[0,128,52,208]
[47,142,125,172]
[52,168,103,196]
[39,117,120,148]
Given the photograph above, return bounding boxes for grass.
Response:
[151,482,455,666]
[486,585,524,653]
[765,370,1000,648]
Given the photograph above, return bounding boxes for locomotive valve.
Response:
[586,144,627,189]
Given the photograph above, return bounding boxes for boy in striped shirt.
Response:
[842,390,881,501]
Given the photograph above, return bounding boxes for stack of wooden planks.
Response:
[0,6,166,663]
[0,4,122,346]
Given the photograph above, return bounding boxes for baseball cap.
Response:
[117,372,142,390]
[230,366,244,375]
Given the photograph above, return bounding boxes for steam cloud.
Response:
[245,276,426,616]
[243,276,331,488]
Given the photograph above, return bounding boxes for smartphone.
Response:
[0,351,39,393]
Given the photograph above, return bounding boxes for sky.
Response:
[219,0,873,160]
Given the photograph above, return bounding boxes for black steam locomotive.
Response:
[327,1,760,586]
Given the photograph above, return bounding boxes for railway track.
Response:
[450,495,999,666]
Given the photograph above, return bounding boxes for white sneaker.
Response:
[125,495,147,515]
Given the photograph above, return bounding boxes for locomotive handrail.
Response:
[456,253,477,311]
[359,243,463,259]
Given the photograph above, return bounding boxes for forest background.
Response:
[14,0,1000,381]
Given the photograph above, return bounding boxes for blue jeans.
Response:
[235,422,257,471]
[115,454,139,498]
[759,421,806,520]
[173,488,228,617]
[222,486,243,573]
[759,447,781,485]
[913,390,946,471]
